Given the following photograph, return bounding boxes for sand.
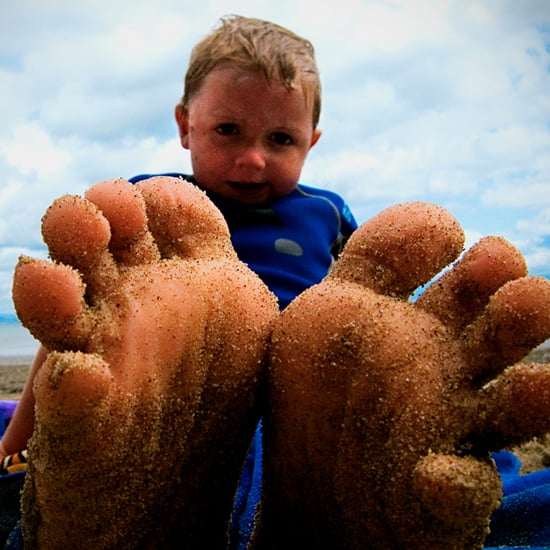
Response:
[0,362,31,401]
[0,346,549,473]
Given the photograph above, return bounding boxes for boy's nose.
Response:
[235,144,267,170]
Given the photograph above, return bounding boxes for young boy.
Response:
[2,14,550,550]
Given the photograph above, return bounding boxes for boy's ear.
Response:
[310,128,322,149]
[174,105,190,149]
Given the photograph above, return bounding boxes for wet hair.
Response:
[180,15,322,128]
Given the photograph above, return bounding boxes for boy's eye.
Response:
[270,132,293,146]
[216,123,239,136]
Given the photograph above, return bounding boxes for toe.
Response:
[464,276,550,382]
[331,201,464,298]
[413,454,501,527]
[42,194,111,269]
[136,176,236,260]
[85,178,160,265]
[41,192,120,297]
[33,351,112,423]
[476,362,550,447]
[416,236,527,332]
[12,258,92,350]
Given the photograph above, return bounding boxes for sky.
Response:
[0,0,549,316]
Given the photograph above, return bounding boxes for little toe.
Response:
[330,201,464,298]
[136,176,236,260]
[413,454,501,528]
[416,236,528,332]
[33,351,112,423]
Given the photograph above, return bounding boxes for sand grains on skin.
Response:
[12,177,279,549]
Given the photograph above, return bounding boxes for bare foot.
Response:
[12,176,278,549]
[258,202,550,549]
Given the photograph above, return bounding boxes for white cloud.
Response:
[1,123,71,175]
[482,180,550,210]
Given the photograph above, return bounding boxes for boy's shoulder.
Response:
[293,184,357,230]
[295,182,343,201]
[293,183,348,208]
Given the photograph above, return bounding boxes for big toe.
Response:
[331,201,465,298]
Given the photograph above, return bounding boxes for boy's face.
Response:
[175,67,321,205]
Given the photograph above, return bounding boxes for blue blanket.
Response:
[1,402,549,549]
[485,450,550,549]
[0,402,24,550]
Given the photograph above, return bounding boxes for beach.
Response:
[0,362,32,401]
[0,320,37,399]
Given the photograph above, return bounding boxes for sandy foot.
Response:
[258,202,550,550]
[13,176,278,549]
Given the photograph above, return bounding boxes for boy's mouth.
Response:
[227,181,268,191]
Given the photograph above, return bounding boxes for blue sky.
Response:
[0,0,549,316]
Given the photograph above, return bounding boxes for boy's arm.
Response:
[0,345,46,459]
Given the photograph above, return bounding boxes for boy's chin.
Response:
[221,182,275,205]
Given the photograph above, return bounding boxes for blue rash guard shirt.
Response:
[129,173,358,309]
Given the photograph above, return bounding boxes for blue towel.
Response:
[0,401,25,550]
[2,401,549,549]
[485,451,550,549]
[228,448,550,549]
[229,420,264,549]
[0,402,16,435]
[228,445,550,549]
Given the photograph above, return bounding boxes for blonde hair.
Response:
[181,15,322,128]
